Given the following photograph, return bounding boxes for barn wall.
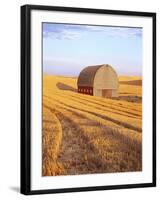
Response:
[93,88,102,97]
[94,88,118,97]
[78,86,93,95]
[94,66,118,89]
[112,89,119,97]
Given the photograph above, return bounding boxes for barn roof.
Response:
[77,64,111,86]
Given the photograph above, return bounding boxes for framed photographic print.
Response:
[21,4,156,195]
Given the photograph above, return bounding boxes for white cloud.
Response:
[43,23,142,40]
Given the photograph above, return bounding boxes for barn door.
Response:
[102,89,112,98]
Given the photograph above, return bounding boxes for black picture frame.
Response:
[21,4,156,195]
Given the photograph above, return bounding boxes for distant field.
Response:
[42,75,142,176]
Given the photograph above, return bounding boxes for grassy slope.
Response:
[42,75,142,176]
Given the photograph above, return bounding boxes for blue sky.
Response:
[43,23,142,76]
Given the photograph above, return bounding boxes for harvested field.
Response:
[42,75,142,176]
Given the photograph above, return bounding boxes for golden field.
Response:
[42,75,142,176]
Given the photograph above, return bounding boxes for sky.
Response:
[43,23,142,76]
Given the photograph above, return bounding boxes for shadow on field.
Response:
[119,80,142,86]
[56,82,77,92]
[112,96,142,103]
